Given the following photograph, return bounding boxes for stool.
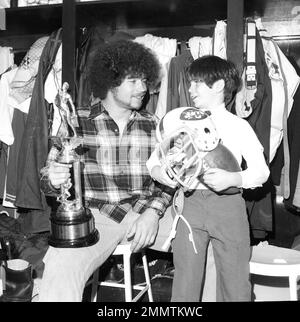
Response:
[91,244,153,302]
[250,244,300,301]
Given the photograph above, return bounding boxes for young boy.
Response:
[147,55,270,301]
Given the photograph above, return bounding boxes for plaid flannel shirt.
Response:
[41,103,174,223]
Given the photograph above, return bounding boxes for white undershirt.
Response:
[115,119,127,144]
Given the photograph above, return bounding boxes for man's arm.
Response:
[127,175,175,252]
[126,208,161,252]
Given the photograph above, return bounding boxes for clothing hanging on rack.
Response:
[234,18,300,236]
[75,24,111,110]
[15,28,62,211]
[166,49,194,112]
[134,33,177,118]
[0,46,14,76]
[165,21,227,114]
[255,19,300,204]
[0,67,18,146]
[271,86,300,210]
[0,36,51,209]
[3,109,27,208]
[236,24,273,238]
[10,36,49,106]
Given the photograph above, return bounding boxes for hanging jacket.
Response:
[166,49,194,112]
[3,109,27,207]
[240,28,273,238]
[271,85,300,210]
[75,27,134,110]
[134,33,177,117]
[15,29,62,210]
[75,25,106,109]
[244,29,272,164]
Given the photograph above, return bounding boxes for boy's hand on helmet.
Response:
[151,165,178,188]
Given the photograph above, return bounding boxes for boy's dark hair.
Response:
[188,55,242,103]
[89,40,161,100]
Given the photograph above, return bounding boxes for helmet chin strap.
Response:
[161,189,198,254]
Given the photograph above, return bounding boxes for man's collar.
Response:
[88,101,106,119]
[88,101,139,120]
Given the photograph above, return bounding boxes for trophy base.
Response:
[48,207,100,248]
[48,229,99,248]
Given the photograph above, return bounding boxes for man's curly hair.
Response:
[89,40,161,100]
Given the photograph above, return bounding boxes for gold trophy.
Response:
[48,82,99,248]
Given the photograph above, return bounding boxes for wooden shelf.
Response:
[2,0,229,34]
[3,5,62,35]
[75,0,228,29]
[2,0,267,37]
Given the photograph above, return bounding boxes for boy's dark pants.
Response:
[171,189,251,302]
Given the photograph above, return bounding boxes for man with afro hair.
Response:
[38,40,175,301]
[90,39,161,101]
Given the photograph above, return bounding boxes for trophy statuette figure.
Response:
[48,82,99,248]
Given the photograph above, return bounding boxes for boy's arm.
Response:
[146,145,178,188]
[202,121,270,192]
[146,143,162,177]
[238,122,270,189]
[143,141,177,217]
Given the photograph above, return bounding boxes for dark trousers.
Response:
[171,189,251,302]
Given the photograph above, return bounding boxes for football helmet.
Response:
[156,107,219,188]
[157,107,241,193]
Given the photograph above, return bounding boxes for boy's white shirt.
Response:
[146,104,270,190]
